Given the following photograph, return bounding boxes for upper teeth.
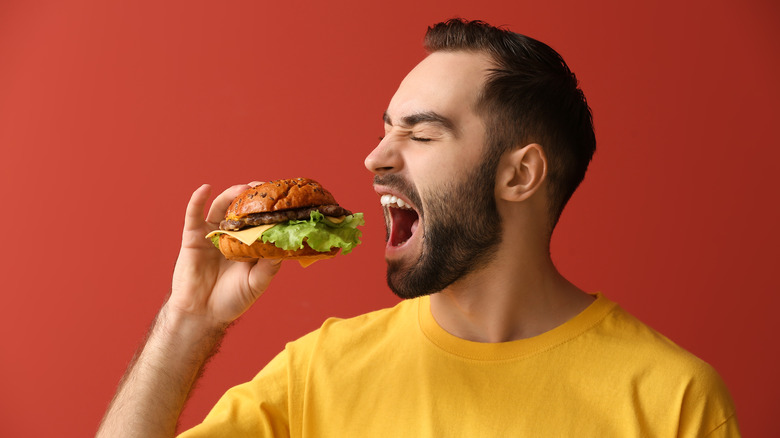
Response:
[381,194,412,209]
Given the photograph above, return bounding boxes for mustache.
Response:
[373,174,423,212]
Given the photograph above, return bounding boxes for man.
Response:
[98,19,739,437]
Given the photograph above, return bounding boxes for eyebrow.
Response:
[383,111,456,133]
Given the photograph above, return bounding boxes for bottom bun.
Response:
[218,234,339,262]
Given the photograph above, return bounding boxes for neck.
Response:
[429,239,593,343]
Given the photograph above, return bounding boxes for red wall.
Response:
[1,0,777,435]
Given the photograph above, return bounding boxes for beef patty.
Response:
[220,204,352,231]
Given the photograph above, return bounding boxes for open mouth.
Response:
[380,194,420,247]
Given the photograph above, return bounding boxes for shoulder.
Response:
[284,298,416,356]
[593,299,739,434]
[596,301,713,369]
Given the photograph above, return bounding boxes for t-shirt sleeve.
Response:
[177,350,291,438]
[705,413,741,438]
[678,361,741,438]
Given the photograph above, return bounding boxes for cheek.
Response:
[405,150,465,186]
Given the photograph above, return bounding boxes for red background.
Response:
[1,0,777,436]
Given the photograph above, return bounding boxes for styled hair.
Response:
[424,19,596,227]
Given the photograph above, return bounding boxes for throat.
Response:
[389,207,419,246]
[429,269,595,342]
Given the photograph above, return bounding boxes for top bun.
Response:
[225,178,337,220]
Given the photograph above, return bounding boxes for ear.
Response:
[495,143,547,202]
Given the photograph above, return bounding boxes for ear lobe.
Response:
[497,143,547,202]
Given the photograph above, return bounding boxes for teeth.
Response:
[380,194,413,209]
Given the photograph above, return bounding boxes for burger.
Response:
[206,178,364,266]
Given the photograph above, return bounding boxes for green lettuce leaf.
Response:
[261,211,364,254]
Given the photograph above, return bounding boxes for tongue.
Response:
[390,208,419,246]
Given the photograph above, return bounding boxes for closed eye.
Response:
[378,133,433,142]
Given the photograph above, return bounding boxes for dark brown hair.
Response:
[424,18,596,227]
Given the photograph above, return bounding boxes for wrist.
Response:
[156,304,230,352]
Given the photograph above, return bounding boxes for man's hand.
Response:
[97,183,281,438]
[169,183,282,328]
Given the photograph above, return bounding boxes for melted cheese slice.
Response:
[297,259,319,268]
[206,224,275,246]
[205,216,346,268]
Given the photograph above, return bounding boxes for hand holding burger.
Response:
[168,178,363,328]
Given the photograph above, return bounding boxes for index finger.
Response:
[183,184,212,232]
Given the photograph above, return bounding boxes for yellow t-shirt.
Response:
[179,294,739,437]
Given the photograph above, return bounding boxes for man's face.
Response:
[364,51,503,299]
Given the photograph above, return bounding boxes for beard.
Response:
[376,152,503,299]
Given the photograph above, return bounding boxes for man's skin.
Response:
[98,50,593,437]
[367,51,593,342]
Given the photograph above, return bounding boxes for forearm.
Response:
[97,304,228,438]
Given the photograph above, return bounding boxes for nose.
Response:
[364,136,403,176]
